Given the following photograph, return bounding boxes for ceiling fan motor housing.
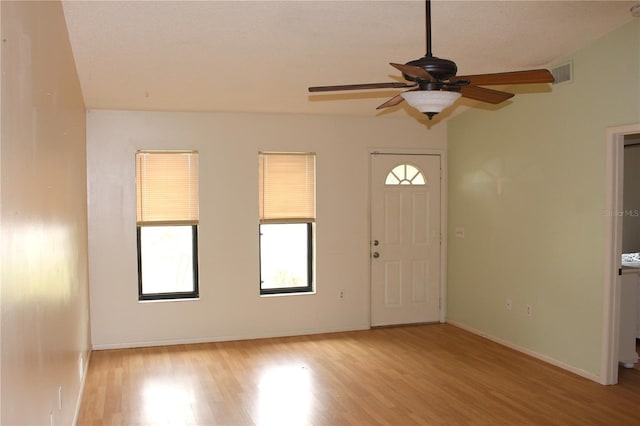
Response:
[405,56,457,82]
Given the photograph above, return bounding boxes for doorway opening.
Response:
[369,151,447,327]
[603,124,640,385]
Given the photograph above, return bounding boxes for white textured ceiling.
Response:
[62,1,636,120]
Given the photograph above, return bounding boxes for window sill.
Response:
[260,291,316,298]
[138,297,200,304]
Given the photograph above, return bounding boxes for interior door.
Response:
[370,153,441,326]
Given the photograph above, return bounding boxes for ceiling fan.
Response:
[308,0,554,119]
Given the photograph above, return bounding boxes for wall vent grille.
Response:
[551,62,572,85]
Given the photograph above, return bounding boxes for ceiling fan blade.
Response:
[308,82,416,93]
[454,69,554,86]
[390,63,435,82]
[376,93,406,110]
[460,85,514,104]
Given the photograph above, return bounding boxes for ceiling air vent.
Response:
[551,62,572,85]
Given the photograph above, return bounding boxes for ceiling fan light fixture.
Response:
[400,90,461,119]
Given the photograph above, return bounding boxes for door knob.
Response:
[372,240,379,246]
[372,252,380,258]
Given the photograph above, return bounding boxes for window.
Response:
[136,151,199,300]
[258,152,315,294]
[385,163,426,185]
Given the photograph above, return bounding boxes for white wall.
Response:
[87,110,446,349]
[1,1,90,425]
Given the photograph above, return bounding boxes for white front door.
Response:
[370,153,441,326]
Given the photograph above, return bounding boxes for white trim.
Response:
[91,325,371,351]
[447,320,601,383]
[368,148,447,325]
[440,151,448,323]
[602,124,640,385]
[71,350,92,426]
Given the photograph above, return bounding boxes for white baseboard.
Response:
[91,324,371,350]
[446,320,601,384]
[72,349,92,426]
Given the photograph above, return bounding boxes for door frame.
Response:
[369,149,447,325]
[602,123,640,385]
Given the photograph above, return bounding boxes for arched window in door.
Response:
[385,164,426,185]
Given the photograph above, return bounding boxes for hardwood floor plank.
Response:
[77,325,640,425]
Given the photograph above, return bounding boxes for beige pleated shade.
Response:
[136,151,199,225]
[259,152,315,223]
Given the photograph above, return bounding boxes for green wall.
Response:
[447,20,640,377]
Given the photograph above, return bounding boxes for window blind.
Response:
[136,151,199,225]
[259,152,315,223]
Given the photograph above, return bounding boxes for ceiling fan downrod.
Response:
[425,0,432,58]
[401,0,457,83]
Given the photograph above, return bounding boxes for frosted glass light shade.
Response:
[400,90,461,115]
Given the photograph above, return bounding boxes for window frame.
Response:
[136,224,200,301]
[385,163,426,185]
[135,150,199,301]
[259,222,314,295]
[258,152,316,295]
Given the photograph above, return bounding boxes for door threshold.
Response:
[371,321,440,329]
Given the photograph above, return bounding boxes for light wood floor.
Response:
[77,324,640,425]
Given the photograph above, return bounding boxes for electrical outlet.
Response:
[78,354,84,381]
[526,304,533,317]
[339,289,345,300]
[506,298,512,311]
